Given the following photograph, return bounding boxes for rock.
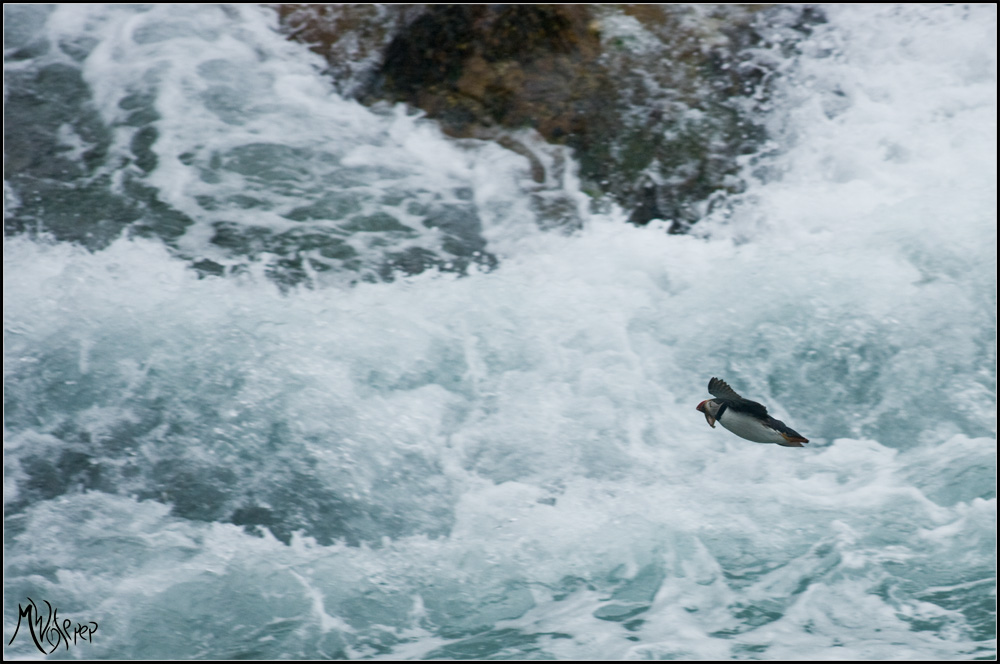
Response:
[273,4,825,231]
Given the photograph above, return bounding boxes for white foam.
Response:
[4,3,995,660]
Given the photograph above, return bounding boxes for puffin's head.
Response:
[696,399,717,428]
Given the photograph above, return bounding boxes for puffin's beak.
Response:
[696,400,716,428]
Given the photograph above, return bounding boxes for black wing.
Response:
[707,377,770,418]
[708,377,743,401]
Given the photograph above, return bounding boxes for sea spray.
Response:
[4,4,995,660]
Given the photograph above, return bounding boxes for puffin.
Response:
[696,377,809,447]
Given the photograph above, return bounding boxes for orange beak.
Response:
[696,400,716,428]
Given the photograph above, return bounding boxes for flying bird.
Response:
[696,377,809,447]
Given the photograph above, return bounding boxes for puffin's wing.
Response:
[708,377,744,401]
[708,377,770,418]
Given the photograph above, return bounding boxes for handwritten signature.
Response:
[7,597,98,655]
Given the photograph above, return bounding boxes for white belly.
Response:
[717,409,787,444]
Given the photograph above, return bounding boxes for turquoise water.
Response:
[4,4,995,659]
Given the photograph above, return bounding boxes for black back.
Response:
[707,377,770,419]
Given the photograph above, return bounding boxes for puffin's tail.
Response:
[778,434,808,447]
[768,417,809,447]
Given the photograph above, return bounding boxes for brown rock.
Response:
[272,4,826,231]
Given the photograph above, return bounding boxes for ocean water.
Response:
[3,4,996,660]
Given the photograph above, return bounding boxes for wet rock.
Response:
[272,4,826,230]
